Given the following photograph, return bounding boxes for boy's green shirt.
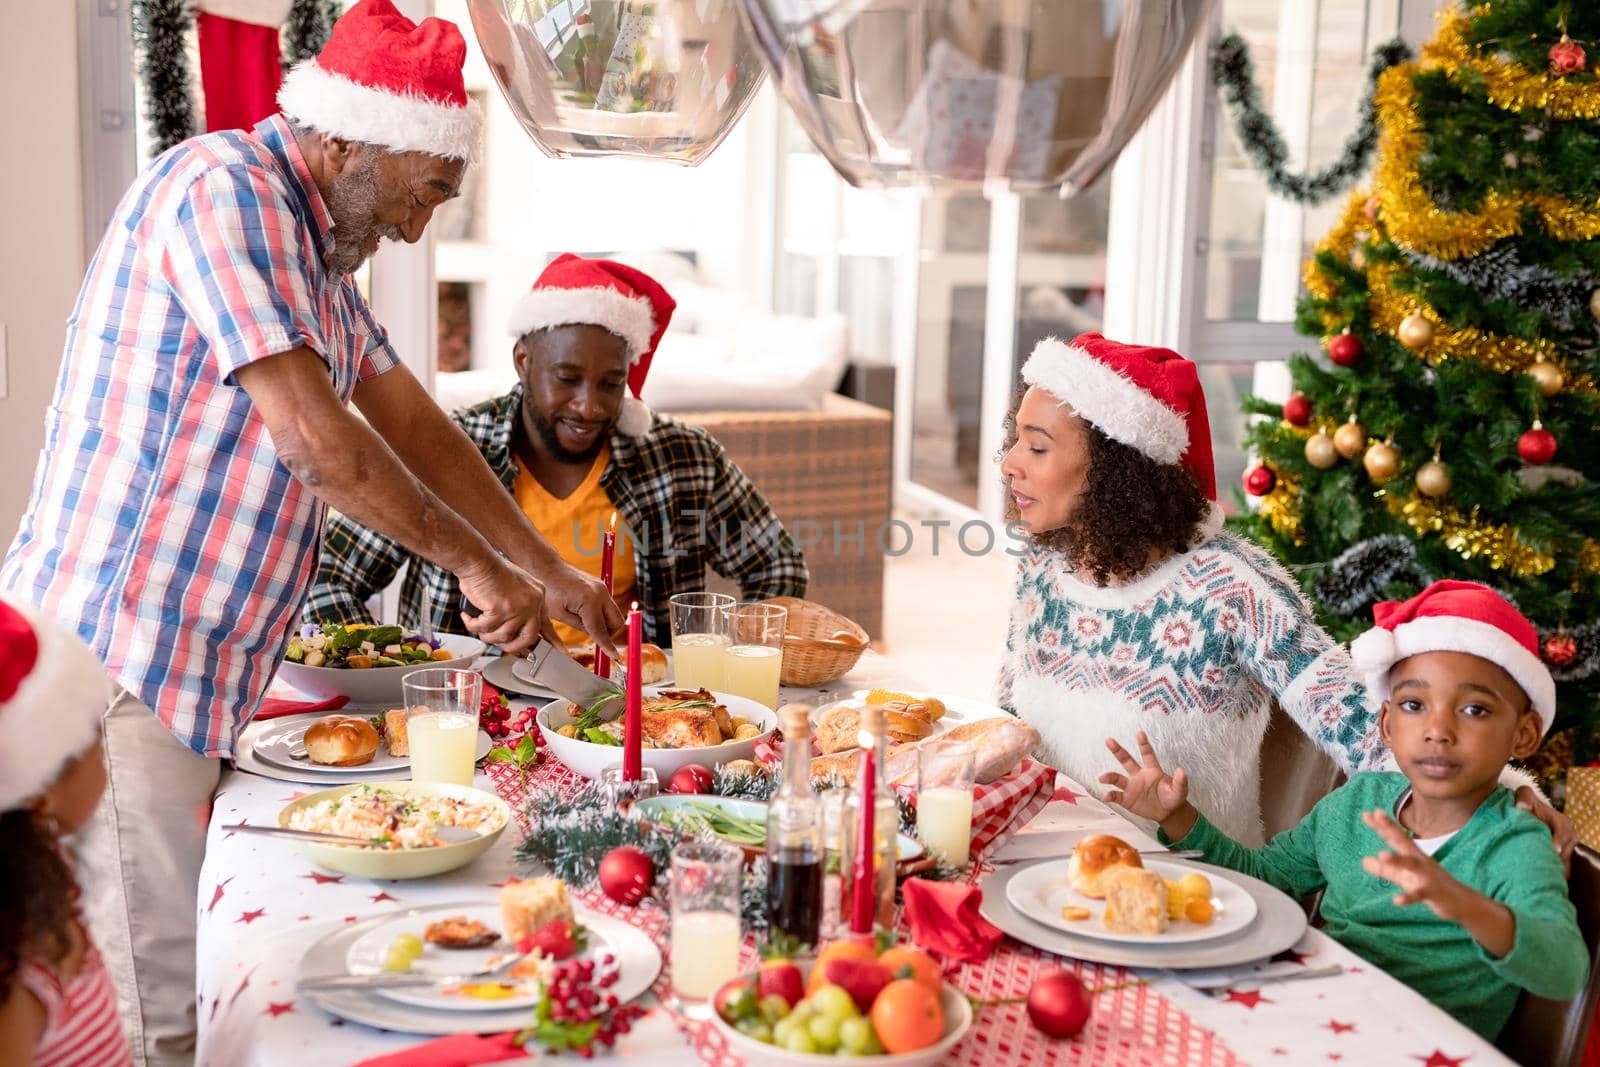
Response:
[1162,771,1586,1039]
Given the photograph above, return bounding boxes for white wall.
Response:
[0,3,84,534]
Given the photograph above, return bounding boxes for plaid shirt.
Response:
[306,386,808,644]
[0,116,398,757]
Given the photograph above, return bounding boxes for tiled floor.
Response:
[873,509,1017,703]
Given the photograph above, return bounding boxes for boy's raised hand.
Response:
[1100,731,1196,838]
[1360,810,1469,917]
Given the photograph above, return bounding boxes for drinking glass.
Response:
[669,840,745,1004]
[916,740,977,867]
[403,668,482,787]
[669,592,734,691]
[721,602,786,709]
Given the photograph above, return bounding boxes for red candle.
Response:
[623,602,643,782]
[595,512,619,680]
[850,744,876,933]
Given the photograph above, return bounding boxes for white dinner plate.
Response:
[345,903,652,1012]
[298,903,661,1034]
[1006,858,1257,944]
[979,859,1307,971]
[250,711,492,776]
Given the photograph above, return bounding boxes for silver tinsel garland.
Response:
[1312,535,1434,615]
[1404,242,1599,330]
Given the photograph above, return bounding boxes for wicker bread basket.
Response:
[764,596,869,687]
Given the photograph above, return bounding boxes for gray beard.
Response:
[324,152,401,276]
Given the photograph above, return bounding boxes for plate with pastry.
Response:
[340,882,659,1012]
[250,710,493,776]
[537,687,776,781]
[1004,834,1257,944]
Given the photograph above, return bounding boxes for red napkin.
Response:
[254,694,350,721]
[350,1032,529,1067]
[901,877,1004,964]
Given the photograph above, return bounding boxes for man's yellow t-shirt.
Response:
[511,447,635,647]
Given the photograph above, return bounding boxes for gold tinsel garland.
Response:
[1378,491,1600,580]
[1372,64,1600,260]
[1427,8,1600,121]
[1305,192,1598,399]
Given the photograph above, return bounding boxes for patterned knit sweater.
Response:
[997,531,1388,845]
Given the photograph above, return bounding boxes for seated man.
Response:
[307,253,807,645]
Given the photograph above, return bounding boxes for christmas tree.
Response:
[1233,2,1600,773]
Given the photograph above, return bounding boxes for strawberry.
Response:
[522,919,588,961]
[756,959,804,1008]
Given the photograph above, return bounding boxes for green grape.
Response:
[838,1016,874,1055]
[809,985,856,1023]
[759,994,791,1023]
[788,1000,817,1025]
[861,1029,885,1055]
[807,1013,841,1053]
[782,1029,817,1055]
[747,1022,774,1044]
[772,1017,798,1046]
[392,934,423,956]
[381,946,413,972]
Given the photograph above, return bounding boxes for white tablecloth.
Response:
[196,663,1513,1067]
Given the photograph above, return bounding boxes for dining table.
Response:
[195,653,1516,1067]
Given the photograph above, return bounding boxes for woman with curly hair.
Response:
[996,333,1567,849]
[0,597,130,1066]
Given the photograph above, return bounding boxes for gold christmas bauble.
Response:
[1333,419,1367,459]
[1590,288,1600,322]
[1398,312,1435,350]
[1416,459,1452,497]
[1305,431,1340,470]
[1363,440,1400,483]
[1526,359,1565,397]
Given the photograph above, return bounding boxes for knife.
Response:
[519,639,626,721]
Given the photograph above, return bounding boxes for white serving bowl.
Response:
[537,689,776,781]
[276,781,509,880]
[709,972,973,1067]
[274,632,485,705]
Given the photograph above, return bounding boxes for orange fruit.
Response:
[877,946,941,993]
[1184,897,1215,924]
[870,978,945,1053]
[807,938,879,996]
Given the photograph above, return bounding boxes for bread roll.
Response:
[815,703,862,754]
[1101,867,1168,935]
[303,715,379,766]
[940,717,1041,783]
[1067,834,1142,899]
[572,641,668,684]
[383,708,409,757]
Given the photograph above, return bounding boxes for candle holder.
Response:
[601,766,660,809]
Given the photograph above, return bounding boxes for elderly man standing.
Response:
[0,2,621,1063]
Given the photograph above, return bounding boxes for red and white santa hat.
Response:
[277,0,482,163]
[0,597,112,812]
[1021,332,1217,500]
[1350,580,1556,734]
[507,253,678,437]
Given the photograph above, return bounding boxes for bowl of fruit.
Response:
[278,624,484,704]
[710,941,972,1065]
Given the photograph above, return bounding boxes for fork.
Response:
[297,951,525,991]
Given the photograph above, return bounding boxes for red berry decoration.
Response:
[1028,969,1093,1039]
[1327,331,1363,367]
[1517,421,1558,465]
[1282,393,1312,427]
[1243,465,1276,496]
[668,763,715,795]
[599,846,655,906]
[1550,35,1586,75]
[1544,632,1578,668]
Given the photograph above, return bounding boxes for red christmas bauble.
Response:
[599,846,656,906]
[1028,969,1093,1039]
[1283,393,1312,427]
[1544,633,1578,668]
[668,763,714,795]
[1243,465,1276,496]
[1327,332,1363,367]
[1517,426,1558,465]
[1550,35,1587,75]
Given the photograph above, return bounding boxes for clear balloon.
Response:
[739,0,1217,193]
[465,0,768,165]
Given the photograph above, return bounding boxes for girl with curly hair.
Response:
[996,334,1565,849]
[0,598,130,1066]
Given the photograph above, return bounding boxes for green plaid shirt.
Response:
[305,386,807,643]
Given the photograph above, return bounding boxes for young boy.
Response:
[1101,580,1587,1040]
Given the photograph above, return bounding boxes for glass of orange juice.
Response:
[721,602,786,710]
